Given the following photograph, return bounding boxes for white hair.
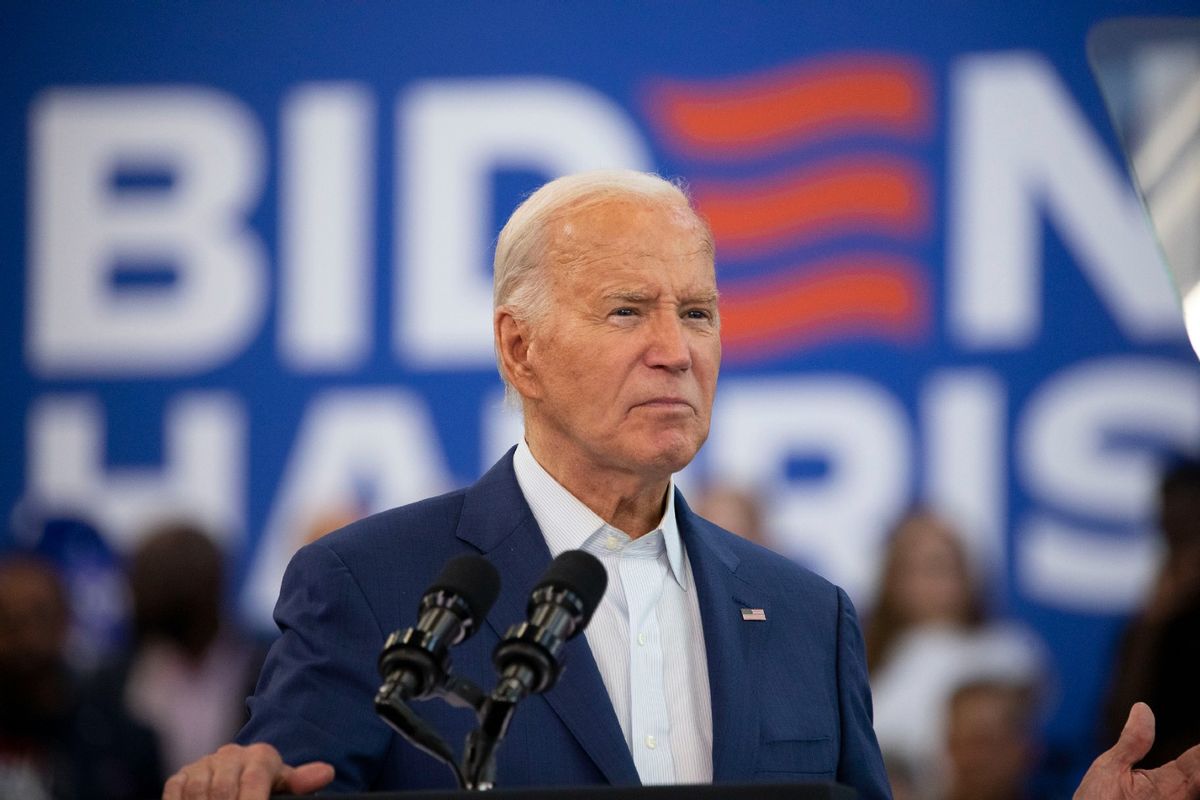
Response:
[492,169,712,400]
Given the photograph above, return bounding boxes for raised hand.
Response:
[1074,703,1200,800]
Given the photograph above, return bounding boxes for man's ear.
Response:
[495,308,539,399]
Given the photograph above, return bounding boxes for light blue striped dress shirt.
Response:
[512,440,714,784]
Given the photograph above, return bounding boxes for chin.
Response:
[638,437,704,475]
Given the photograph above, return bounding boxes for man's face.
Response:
[521,196,720,481]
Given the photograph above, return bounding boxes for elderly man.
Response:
[165,171,1200,800]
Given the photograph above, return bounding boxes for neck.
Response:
[524,433,670,538]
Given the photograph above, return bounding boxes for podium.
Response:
[302,783,854,799]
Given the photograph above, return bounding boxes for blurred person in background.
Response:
[882,753,920,800]
[943,678,1042,800]
[1103,457,1200,769]
[692,483,771,550]
[0,552,162,800]
[301,504,366,548]
[866,509,1046,796]
[8,510,131,672]
[108,521,263,775]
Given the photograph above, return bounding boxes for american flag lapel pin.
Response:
[740,607,766,621]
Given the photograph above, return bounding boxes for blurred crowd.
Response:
[0,519,264,800]
[1,457,1197,800]
[694,456,1200,800]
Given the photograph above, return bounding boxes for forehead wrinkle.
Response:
[550,196,708,249]
[540,201,715,297]
[551,238,685,269]
[556,236,714,269]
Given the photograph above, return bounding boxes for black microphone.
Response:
[492,550,607,700]
[378,554,501,701]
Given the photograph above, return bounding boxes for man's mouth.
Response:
[634,397,693,411]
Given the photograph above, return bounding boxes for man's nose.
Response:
[645,314,692,371]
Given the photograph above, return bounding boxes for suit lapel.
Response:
[456,450,640,786]
[677,492,768,782]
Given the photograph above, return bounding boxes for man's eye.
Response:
[686,309,713,320]
[612,307,636,317]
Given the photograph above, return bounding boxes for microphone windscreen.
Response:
[534,550,608,627]
[428,555,501,622]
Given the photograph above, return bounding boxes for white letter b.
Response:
[28,88,267,376]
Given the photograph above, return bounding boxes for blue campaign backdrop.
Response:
[4,1,1200,788]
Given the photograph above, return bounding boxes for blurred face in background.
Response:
[0,558,69,710]
[945,683,1037,800]
[130,523,223,660]
[694,486,766,547]
[888,515,974,626]
[1160,471,1200,552]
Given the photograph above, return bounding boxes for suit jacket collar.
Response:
[454,449,767,784]
[675,491,769,782]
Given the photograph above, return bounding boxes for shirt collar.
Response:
[513,440,688,590]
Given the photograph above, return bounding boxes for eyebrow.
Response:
[601,290,720,304]
[602,290,650,303]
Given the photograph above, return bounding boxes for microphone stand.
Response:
[462,613,570,790]
[375,649,537,791]
[374,670,487,790]
[461,673,528,790]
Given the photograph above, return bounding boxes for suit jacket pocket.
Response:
[754,736,836,777]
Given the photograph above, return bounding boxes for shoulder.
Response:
[282,487,474,608]
[277,451,529,618]
[318,487,470,557]
[312,447,526,565]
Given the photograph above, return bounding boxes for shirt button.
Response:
[605,535,620,551]
[646,735,657,750]
[637,632,647,647]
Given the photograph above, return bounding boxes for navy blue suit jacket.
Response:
[238,449,890,798]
